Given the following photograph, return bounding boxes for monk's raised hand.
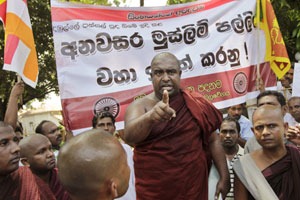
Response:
[162,90,169,105]
[150,90,176,122]
[162,90,176,119]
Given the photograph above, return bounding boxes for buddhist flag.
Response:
[0,0,38,88]
[256,0,290,79]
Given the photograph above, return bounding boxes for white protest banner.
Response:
[292,63,300,97]
[51,0,278,132]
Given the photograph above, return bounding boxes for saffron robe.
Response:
[134,90,222,200]
[34,168,71,200]
[0,166,41,200]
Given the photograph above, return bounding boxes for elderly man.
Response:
[0,122,42,199]
[58,129,130,200]
[124,52,229,199]
[233,105,300,199]
[20,134,71,200]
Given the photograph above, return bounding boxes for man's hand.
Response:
[286,125,300,146]
[10,81,24,98]
[256,76,265,92]
[150,90,176,122]
[215,176,230,200]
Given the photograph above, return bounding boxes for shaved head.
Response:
[0,122,20,175]
[19,134,49,158]
[58,129,130,200]
[252,105,287,149]
[151,52,180,70]
[19,134,55,174]
[252,105,284,122]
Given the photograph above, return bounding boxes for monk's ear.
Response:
[110,180,118,198]
[20,157,30,166]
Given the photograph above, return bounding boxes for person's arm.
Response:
[209,131,230,199]
[124,91,175,144]
[237,137,246,148]
[4,81,24,129]
[234,173,249,199]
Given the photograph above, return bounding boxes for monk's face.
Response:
[151,54,182,100]
[0,126,20,176]
[41,122,63,147]
[288,98,300,122]
[252,108,287,149]
[26,137,56,173]
[220,121,239,148]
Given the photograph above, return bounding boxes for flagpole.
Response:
[256,0,263,91]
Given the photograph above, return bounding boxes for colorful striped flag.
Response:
[256,0,291,79]
[0,0,38,88]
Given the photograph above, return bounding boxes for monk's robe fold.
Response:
[134,90,222,200]
[0,166,41,200]
[34,168,71,200]
[49,168,71,200]
[262,145,300,200]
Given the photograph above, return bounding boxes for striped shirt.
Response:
[225,146,244,200]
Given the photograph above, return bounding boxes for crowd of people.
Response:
[0,52,299,200]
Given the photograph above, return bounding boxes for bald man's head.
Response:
[58,129,130,200]
[19,134,55,174]
[252,105,287,149]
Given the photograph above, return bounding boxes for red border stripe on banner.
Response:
[51,0,235,22]
[62,63,276,130]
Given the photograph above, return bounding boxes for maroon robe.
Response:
[0,166,41,200]
[262,145,300,200]
[34,168,71,200]
[134,90,222,200]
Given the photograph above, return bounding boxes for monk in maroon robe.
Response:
[0,122,42,200]
[33,168,71,200]
[262,145,300,200]
[234,106,300,200]
[124,52,229,200]
[20,134,71,200]
[0,166,42,200]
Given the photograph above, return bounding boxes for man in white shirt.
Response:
[227,104,254,147]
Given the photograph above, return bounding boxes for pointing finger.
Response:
[162,90,169,104]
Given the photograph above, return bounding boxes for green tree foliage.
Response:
[271,0,300,60]
[0,0,299,120]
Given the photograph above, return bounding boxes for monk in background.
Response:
[124,52,229,199]
[20,134,71,200]
[0,122,42,199]
[234,105,300,199]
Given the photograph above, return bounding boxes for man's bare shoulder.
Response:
[128,93,157,109]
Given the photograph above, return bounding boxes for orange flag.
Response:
[256,0,291,79]
[0,0,38,88]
